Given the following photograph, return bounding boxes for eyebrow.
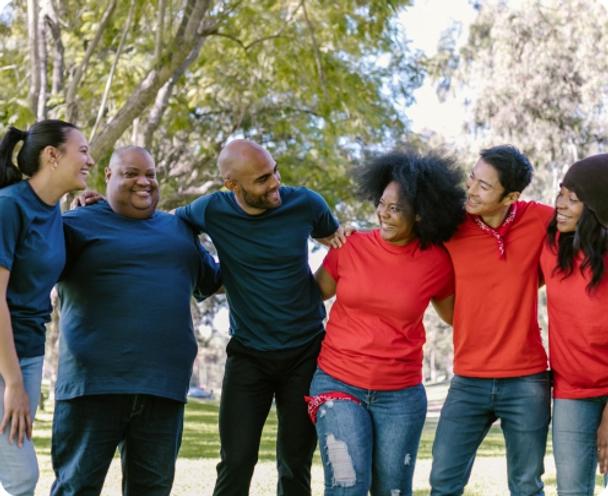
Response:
[471,170,495,189]
[254,163,278,182]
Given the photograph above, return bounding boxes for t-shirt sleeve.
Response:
[175,195,212,234]
[192,235,222,301]
[0,198,23,271]
[532,201,555,228]
[432,248,455,301]
[307,189,339,239]
[321,246,341,282]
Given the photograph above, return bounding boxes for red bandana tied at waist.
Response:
[469,203,518,260]
[304,392,361,424]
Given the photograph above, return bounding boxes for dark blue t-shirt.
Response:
[175,186,338,351]
[0,181,65,358]
[56,201,221,403]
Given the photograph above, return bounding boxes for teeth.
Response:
[556,214,571,221]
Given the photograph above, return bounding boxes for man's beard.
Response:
[241,186,282,210]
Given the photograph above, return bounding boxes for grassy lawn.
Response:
[31,398,605,495]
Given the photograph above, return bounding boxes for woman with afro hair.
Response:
[306,148,466,496]
[540,154,608,495]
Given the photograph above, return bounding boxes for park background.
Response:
[1,0,608,493]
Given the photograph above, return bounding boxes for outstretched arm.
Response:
[0,267,32,447]
[70,190,105,209]
[314,225,347,249]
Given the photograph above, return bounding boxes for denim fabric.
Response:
[430,372,551,496]
[553,397,608,495]
[50,394,184,496]
[213,335,322,496]
[0,356,43,496]
[309,368,427,496]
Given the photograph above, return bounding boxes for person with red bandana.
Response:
[308,148,466,496]
[540,154,608,495]
[430,145,554,496]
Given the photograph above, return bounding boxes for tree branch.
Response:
[301,0,328,103]
[65,0,117,123]
[89,0,215,160]
[27,0,41,115]
[89,0,136,141]
[154,0,166,64]
[44,0,64,96]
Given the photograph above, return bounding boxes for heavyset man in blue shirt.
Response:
[175,139,343,496]
[50,146,222,496]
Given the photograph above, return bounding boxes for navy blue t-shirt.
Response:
[175,186,338,351]
[0,181,65,358]
[56,201,221,403]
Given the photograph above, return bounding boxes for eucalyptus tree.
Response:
[426,0,608,201]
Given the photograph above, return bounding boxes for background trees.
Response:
[426,0,608,201]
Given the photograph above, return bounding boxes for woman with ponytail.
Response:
[0,120,93,495]
[540,154,608,495]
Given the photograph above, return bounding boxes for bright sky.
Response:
[400,0,477,140]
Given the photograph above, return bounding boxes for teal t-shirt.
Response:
[56,201,221,402]
[175,186,338,351]
[0,181,65,358]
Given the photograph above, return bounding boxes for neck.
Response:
[28,173,65,205]
[234,196,267,216]
[480,204,512,229]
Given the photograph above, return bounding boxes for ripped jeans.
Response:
[309,368,426,496]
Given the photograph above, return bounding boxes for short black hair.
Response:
[357,148,466,249]
[479,145,533,199]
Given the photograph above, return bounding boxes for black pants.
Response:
[213,333,324,496]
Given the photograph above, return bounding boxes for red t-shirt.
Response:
[317,230,454,390]
[444,201,553,378]
[540,238,608,399]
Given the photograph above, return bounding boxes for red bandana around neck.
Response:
[470,203,519,260]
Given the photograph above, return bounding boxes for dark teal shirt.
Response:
[0,181,65,358]
[175,186,338,351]
[56,201,221,402]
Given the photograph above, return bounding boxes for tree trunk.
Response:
[89,0,216,160]
[27,0,40,116]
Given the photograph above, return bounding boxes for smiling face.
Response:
[54,129,94,191]
[223,143,281,215]
[105,149,159,219]
[465,159,519,227]
[376,181,416,246]
[555,184,584,233]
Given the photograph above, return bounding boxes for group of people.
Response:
[0,118,606,496]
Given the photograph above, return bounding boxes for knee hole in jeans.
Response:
[324,433,357,487]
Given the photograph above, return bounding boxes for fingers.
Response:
[343,225,357,236]
[598,445,608,474]
[0,411,9,435]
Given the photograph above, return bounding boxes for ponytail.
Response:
[0,127,28,188]
[0,120,77,190]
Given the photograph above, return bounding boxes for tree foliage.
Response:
[426,0,608,201]
[0,0,423,212]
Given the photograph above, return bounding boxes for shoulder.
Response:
[521,200,554,225]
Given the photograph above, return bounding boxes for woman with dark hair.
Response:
[307,148,465,495]
[540,154,608,496]
[0,120,93,495]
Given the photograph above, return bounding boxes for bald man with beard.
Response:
[175,140,344,496]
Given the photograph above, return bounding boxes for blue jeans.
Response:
[0,356,43,496]
[430,372,551,496]
[310,368,427,496]
[553,397,608,495]
[50,394,184,496]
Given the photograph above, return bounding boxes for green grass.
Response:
[31,398,605,495]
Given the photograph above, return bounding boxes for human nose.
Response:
[555,194,566,209]
[270,171,281,188]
